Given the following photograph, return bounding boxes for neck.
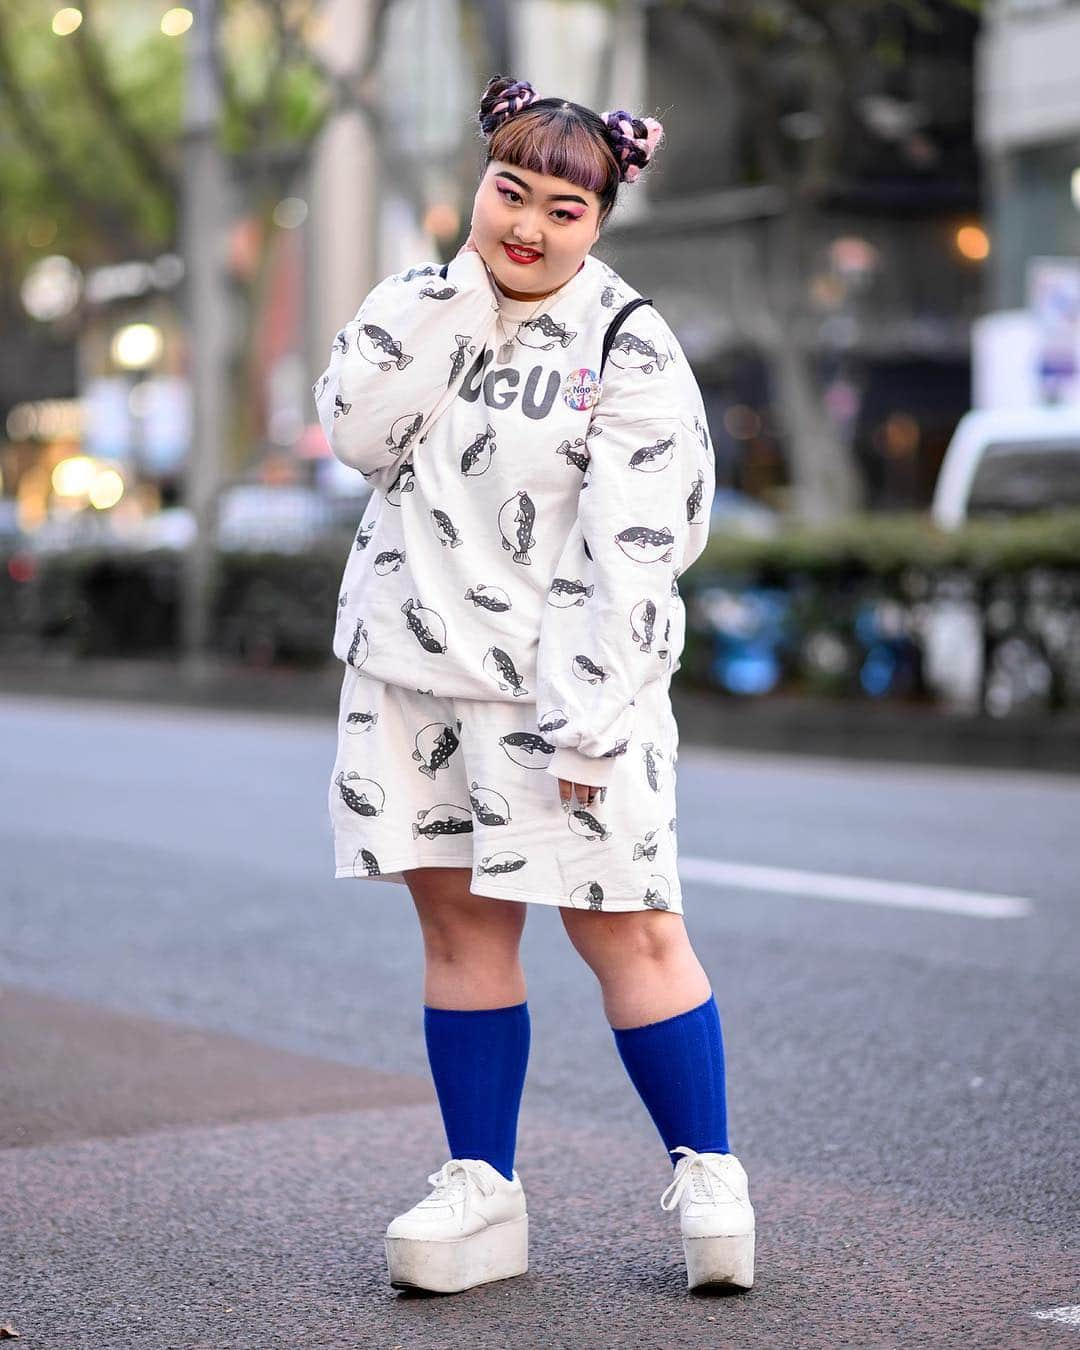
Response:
[494,258,586,303]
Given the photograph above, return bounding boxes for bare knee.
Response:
[407,866,526,963]
[560,908,688,978]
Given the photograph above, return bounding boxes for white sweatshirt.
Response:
[313,249,715,787]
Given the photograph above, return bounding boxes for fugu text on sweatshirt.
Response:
[313,250,716,786]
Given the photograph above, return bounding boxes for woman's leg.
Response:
[560,907,729,1162]
[405,867,530,1179]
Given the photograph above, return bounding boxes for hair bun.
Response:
[601,110,664,183]
[479,75,540,138]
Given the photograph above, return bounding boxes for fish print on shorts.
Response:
[614,525,675,564]
[643,875,673,910]
[412,720,460,779]
[431,508,464,548]
[567,806,612,842]
[498,491,536,565]
[567,880,605,910]
[347,618,369,669]
[412,803,474,840]
[518,314,577,351]
[476,850,528,876]
[642,741,663,792]
[401,598,447,654]
[548,577,594,608]
[633,829,660,862]
[607,331,668,375]
[351,847,382,877]
[484,646,528,696]
[537,709,569,734]
[461,426,497,476]
[469,780,513,826]
[499,731,556,769]
[357,323,413,372]
[335,771,385,817]
[630,598,657,652]
[464,584,512,614]
[686,469,706,523]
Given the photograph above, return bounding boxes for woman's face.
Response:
[470,159,603,301]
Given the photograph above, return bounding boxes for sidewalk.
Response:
[2,653,1079,772]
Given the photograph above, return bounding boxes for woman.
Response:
[314,75,755,1296]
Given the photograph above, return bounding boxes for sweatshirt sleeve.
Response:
[312,252,500,493]
[534,310,715,786]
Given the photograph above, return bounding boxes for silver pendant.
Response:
[497,340,515,363]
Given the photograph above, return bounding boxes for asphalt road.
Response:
[0,694,1077,1349]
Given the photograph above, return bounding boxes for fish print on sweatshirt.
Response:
[568,879,605,910]
[448,335,475,387]
[614,525,675,564]
[600,736,630,760]
[373,547,406,575]
[461,426,497,476]
[686,469,706,523]
[555,437,590,472]
[630,598,657,653]
[499,730,556,769]
[412,720,460,779]
[537,709,569,734]
[469,780,513,827]
[431,508,464,548]
[518,314,578,351]
[354,521,376,550]
[573,654,608,685]
[401,598,447,654]
[333,394,352,419]
[351,847,382,877]
[347,618,369,669]
[484,646,528,696]
[397,265,440,282]
[413,803,474,840]
[384,460,416,504]
[607,331,668,375]
[629,434,677,472]
[387,411,424,453]
[633,829,660,862]
[568,806,612,842]
[419,284,458,300]
[344,709,378,735]
[464,584,512,613]
[642,741,663,792]
[335,770,385,817]
[498,491,536,565]
[357,324,413,372]
[643,875,673,910]
[548,577,594,608]
[476,850,527,876]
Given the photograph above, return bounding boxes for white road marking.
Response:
[678,857,1033,919]
[1030,1306,1080,1327]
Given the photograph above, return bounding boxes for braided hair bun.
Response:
[600,110,664,184]
[478,75,540,138]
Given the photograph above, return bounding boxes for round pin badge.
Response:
[562,367,601,411]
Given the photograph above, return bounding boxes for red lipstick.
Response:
[502,242,543,265]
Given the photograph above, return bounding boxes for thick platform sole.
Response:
[683,1228,755,1291]
[386,1213,528,1294]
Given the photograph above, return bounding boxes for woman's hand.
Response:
[557,778,606,812]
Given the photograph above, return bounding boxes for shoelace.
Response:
[659,1146,742,1212]
[419,1160,497,1224]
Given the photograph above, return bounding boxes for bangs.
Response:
[489,106,616,197]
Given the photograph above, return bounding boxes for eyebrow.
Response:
[495,170,588,207]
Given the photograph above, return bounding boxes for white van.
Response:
[931,407,1080,529]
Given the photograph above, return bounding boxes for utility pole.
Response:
[180,0,228,675]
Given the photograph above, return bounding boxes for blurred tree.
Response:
[655,0,982,523]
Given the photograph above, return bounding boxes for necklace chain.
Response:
[485,259,578,362]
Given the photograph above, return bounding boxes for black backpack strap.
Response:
[601,297,653,375]
[439,261,450,279]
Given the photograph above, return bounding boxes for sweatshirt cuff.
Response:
[446,249,500,306]
[544,747,618,787]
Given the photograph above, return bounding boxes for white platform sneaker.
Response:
[385,1157,529,1294]
[659,1146,756,1291]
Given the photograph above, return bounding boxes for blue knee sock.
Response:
[611,992,730,1166]
[423,1001,530,1182]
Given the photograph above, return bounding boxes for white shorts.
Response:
[328,665,683,913]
